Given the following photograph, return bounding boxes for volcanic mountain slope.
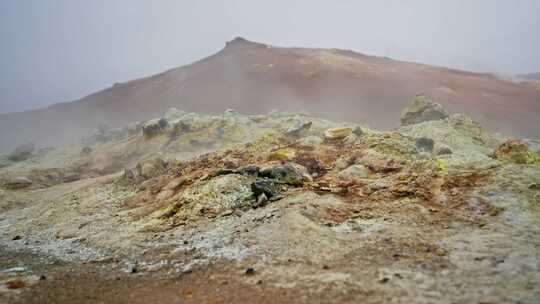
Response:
[1,37,540,152]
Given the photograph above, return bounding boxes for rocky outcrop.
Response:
[494,139,540,164]
[259,164,311,186]
[124,156,168,181]
[415,137,435,153]
[401,95,449,126]
[142,119,168,139]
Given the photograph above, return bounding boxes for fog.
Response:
[1,0,539,113]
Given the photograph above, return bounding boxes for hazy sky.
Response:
[1,0,539,113]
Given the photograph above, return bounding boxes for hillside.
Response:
[1,37,539,152]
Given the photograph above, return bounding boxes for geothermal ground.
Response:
[1,98,539,303]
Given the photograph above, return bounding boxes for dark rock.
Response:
[11,235,22,241]
[209,165,260,179]
[251,179,281,200]
[379,277,390,284]
[245,267,256,275]
[353,126,364,137]
[401,95,449,126]
[415,137,434,153]
[253,193,269,208]
[158,118,168,129]
[237,165,259,177]
[260,164,306,186]
[142,120,165,139]
[127,264,138,274]
[123,168,136,180]
[529,183,540,190]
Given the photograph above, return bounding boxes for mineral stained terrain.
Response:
[1,100,539,303]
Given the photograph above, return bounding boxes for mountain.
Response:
[1,37,539,152]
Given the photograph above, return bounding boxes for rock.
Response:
[124,263,138,274]
[7,143,35,162]
[245,267,256,276]
[236,165,260,177]
[260,163,308,186]
[3,176,32,189]
[324,127,353,140]
[415,137,434,153]
[123,168,136,180]
[158,118,168,129]
[285,121,312,137]
[254,193,269,208]
[401,95,449,126]
[529,183,540,190]
[494,139,540,164]
[338,165,370,181]
[268,148,296,161]
[179,174,253,217]
[251,179,281,200]
[335,156,353,171]
[135,156,168,179]
[435,144,453,155]
[352,126,364,137]
[142,119,165,139]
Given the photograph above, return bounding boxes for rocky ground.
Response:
[1,96,539,303]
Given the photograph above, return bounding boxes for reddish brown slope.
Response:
[1,37,539,152]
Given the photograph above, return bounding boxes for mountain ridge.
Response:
[1,37,539,152]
